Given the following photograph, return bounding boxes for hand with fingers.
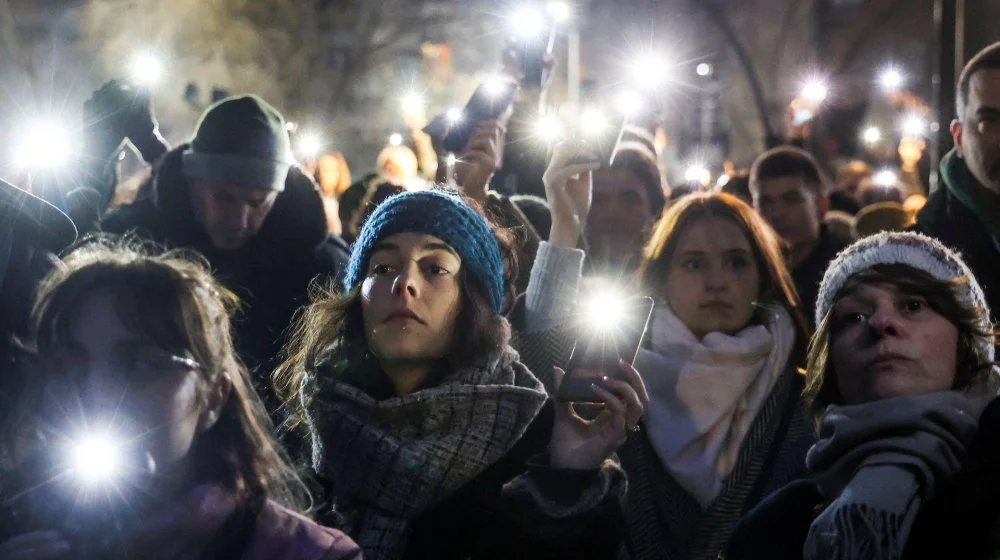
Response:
[543,138,602,248]
[83,80,158,154]
[548,360,651,471]
[454,120,506,205]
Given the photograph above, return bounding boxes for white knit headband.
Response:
[815,231,993,361]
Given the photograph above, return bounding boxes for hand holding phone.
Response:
[556,295,655,403]
[437,78,518,154]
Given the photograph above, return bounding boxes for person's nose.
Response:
[391,262,420,300]
[868,304,902,338]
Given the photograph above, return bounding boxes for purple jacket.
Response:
[243,500,361,560]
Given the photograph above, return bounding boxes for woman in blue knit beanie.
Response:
[275,186,645,560]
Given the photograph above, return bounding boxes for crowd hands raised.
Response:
[2,30,1000,560]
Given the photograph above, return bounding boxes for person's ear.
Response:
[198,372,232,433]
[951,119,965,159]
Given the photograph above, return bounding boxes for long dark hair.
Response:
[637,192,811,366]
[14,238,307,510]
[274,191,520,432]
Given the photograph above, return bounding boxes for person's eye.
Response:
[730,256,750,270]
[901,297,927,314]
[426,264,451,276]
[371,263,395,276]
[681,259,702,271]
[835,311,868,326]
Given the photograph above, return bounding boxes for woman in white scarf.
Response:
[524,154,814,560]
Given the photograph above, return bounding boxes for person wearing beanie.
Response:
[101,94,349,416]
[274,187,642,560]
[587,122,667,277]
[728,231,1000,560]
[914,41,1000,321]
[750,146,849,321]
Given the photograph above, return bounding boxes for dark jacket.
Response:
[404,402,625,560]
[793,225,848,322]
[619,366,813,560]
[101,145,349,408]
[726,396,1000,560]
[508,305,813,560]
[913,185,1000,319]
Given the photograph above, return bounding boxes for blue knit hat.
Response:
[343,190,505,315]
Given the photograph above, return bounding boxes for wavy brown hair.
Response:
[274,189,520,432]
[14,238,306,510]
[803,263,999,424]
[637,192,811,366]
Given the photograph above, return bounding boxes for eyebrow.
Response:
[976,107,1000,118]
[678,248,751,257]
[371,241,460,258]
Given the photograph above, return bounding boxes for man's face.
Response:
[586,169,654,270]
[752,176,824,252]
[953,69,1000,195]
[188,180,278,250]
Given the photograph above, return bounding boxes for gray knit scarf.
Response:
[308,347,548,560]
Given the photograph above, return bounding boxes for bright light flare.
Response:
[579,107,608,138]
[297,132,324,159]
[483,74,510,99]
[547,1,572,23]
[128,51,165,87]
[696,63,713,77]
[862,126,882,145]
[446,153,457,167]
[685,164,711,186]
[583,289,627,330]
[628,54,669,89]
[401,91,424,115]
[446,107,463,124]
[70,434,122,486]
[874,169,898,186]
[389,133,404,146]
[14,120,76,171]
[879,67,905,93]
[535,113,563,142]
[902,115,927,137]
[615,90,642,116]
[801,80,829,103]
[510,6,547,40]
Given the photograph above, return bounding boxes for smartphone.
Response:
[564,115,627,170]
[520,28,556,89]
[556,296,655,402]
[439,79,519,154]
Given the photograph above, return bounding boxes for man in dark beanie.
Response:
[914,41,1000,319]
[102,95,349,411]
[586,123,667,276]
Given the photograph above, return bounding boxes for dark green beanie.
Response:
[181,95,293,191]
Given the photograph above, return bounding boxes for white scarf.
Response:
[634,304,796,509]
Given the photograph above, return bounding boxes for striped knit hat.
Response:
[342,190,505,316]
[815,231,993,360]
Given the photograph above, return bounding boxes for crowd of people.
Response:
[0,31,999,560]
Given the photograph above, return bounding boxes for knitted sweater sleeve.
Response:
[524,241,585,333]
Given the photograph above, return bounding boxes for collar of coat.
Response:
[142,144,331,254]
